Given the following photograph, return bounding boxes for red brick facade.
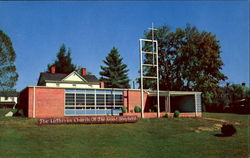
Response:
[123,90,147,113]
[123,112,202,118]
[18,87,201,118]
[18,87,64,118]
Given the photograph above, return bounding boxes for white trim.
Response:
[195,94,198,116]
[156,39,160,118]
[62,71,88,82]
[139,39,144,118]
[148,91,202,96]
[168,92,171,113]
[139,39,157,42]
[24,86,202,93]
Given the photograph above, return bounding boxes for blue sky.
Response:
[0,1,248,91]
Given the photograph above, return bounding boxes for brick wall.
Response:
[123,112,202,118]
[124,90,148,113]
[18,87,65,118]
[18,88,29,117]
[34,88,64,118]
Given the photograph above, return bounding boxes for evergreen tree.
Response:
[0,30,18,92]
[100,47,130,88]
[47,44,76,74]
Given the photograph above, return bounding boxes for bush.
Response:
[121,106,127,113]
[134,106,141,113]
[221,124,237,136]
[174,110,180,118]
[165,113,169,118]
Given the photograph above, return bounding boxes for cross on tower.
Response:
[148,23,157,65]
[148,22,157,41]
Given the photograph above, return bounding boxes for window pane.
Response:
[115,95,123,105]
[86,94,95,105]
[76,89,85,93]
[96,90,106,94]
[96,94,104,105]
[86,89,95,93]
[105,90,112,94]
[65,89,76,93]
[65,102,75,105]
[76,94,85,105]
[106,94,114,105]
[66,93,75,106]
[113,91,123,95]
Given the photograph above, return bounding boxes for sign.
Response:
[37,115,138,125]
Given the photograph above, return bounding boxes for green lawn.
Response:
[0,110,249,158]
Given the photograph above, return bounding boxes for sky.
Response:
[0,1,249,91]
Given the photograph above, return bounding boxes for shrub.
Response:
[165,113,169,118]
[134,106,141,113]
[174,110,180,118]
[221,124,237,136]
[121,106,127,113]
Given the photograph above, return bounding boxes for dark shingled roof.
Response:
[37,72,99,86]
[0,91,19,97]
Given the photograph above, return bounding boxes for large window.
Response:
[65,93,75,109]
[64,89,123,115]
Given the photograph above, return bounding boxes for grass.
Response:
[0,109,17,116]
[0,110,249,158]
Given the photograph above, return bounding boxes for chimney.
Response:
[50,66,56,74]
[100,81,105,88]
[81,68,86,76]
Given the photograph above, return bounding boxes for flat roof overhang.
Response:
[23,86,201,96]
[147,91,202,97]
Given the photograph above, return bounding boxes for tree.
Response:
[141,24,227,109]
[47,44,76,74]
[0,30,18,92]
[226,83,250,113]
[211,83,250,113]
[100,47,130,88]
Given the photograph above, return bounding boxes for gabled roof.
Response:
[37,71,99,86]
[0,91,19,97]
[62,71,88,82]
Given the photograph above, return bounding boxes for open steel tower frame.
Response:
[139,24,160,118]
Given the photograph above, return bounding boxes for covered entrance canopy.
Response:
[146,91,202,115]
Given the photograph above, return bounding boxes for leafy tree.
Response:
[141,24,227,109]
[100,47,130,88]
[227,84,248,102]
[226,83,250,113]
[47,44,76,74]
[213,83,250,114]
[0,30,18,92]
